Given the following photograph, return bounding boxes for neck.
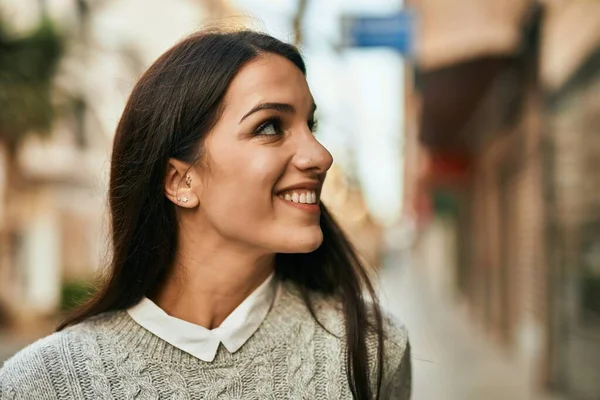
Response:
[152,233,275,329]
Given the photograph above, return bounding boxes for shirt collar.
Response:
[127,273,279,362]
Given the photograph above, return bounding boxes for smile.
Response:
[277,190,318,204]
[275,189,320,214]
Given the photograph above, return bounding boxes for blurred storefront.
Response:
[405,0,600,398]
[543,3,600,397]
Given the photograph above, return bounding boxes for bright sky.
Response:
[232,0,406,225]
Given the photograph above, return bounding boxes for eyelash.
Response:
[254,118,319,136]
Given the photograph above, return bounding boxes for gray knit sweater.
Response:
[0,281,411,399]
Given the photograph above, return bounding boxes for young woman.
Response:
[0,30,411,399]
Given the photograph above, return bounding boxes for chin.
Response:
[277,228,324,254]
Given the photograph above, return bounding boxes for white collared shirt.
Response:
[127,273,279,362]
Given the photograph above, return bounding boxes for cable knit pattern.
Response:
[0,281,411,399]
[321,329,344,400]
[250,350,275,399]
[80,329,112,400]
[286,317,317,399]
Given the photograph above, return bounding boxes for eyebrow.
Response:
[239,102,317,124]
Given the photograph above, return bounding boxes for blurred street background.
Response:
[1,0,600,399]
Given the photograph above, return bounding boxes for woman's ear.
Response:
[165,158,200,208]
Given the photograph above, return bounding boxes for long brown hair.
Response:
[58,30,384,400]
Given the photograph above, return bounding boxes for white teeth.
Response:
[279,190,318,204]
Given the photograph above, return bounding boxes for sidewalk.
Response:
[378,255,563,400]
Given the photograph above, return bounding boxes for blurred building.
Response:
[0,0,236,327]
[543,3,600,397]
[405,0,600,398]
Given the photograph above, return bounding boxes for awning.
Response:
[409,0,532,70]
[418,57,513,151]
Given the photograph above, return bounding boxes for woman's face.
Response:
[189,53,333,254]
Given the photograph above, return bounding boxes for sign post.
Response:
[342,12,414,55]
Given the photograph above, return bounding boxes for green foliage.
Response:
[60,280,96,312]
[0,14,65,149]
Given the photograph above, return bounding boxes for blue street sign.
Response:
[342,12,414,54]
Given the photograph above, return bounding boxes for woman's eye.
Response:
[255,119,281,136]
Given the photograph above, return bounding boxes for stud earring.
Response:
[185,176,192,188]
[182,196,188,203]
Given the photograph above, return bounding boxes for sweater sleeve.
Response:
[382,340,412,399]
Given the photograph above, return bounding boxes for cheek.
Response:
[202,147,285,223]
[199,140,323,253]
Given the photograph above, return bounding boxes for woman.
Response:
[0,30,411,399]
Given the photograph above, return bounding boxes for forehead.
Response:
[223,53,312,113]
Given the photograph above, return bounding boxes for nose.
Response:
[292,131,334,174]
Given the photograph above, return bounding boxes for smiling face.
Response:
[176,53,333,254]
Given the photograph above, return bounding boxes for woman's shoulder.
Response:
[288,281,409,351]
[379,309,410,354]
[1,322,95,367]
[0,329,79,396]
[299,285,411,393]
[279,281,411,397]
[0,312,118,392]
